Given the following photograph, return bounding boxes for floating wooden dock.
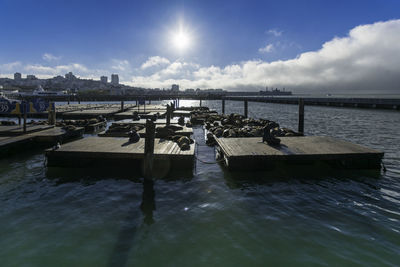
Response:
[61,108,121,119]
[0,126,84,157]
[215,136,384,170]
[98,125,193,137]
[115,118,179,125]
[46,137,195,171]
[0,124,54,136]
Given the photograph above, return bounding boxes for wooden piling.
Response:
[200,99,202,107]
[144,119,155,179]
[222,99,225,114]
[298,98,304,134]
[48,102,56,125]
[121,100,124,111]
[166,104,171,125]
[244,100,248,118]
[23,104,27,133]
[18,115,21,125]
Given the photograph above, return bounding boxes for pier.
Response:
[45,136,195,171]
[0,100,385,174]
[215,136,383,171]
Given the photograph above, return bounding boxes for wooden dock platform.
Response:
[98,125,193,137]
[0,126,84,157]
[115,118,179,125]
[0,124,54,136]
[46,137,195,171]
[113,110,167,120]
[215,136,384,171]
[61,108,121,119]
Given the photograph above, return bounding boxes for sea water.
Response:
[0,100,399,266]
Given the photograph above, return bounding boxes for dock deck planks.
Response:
[215,136,384,170]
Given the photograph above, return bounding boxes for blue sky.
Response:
[1,0,400,93]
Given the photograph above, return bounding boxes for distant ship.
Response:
[20,86,69,97]
[259,87,292,96]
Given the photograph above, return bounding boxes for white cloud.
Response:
[2,20,400,94]
[141,56,170,69]
[267,29,282,37]
[0,61,21,72]
[129,19,400,93]
[111,59,130,71]
[42,53,61,61]
[24,63,89,77]
[259,44,274,53]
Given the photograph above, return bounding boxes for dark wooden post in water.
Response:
[244,100,248,118]
[298,98,304,135]
[18,115,21,125]
[144,119,155,179]
[48,102,56,125]
[200,99,202,107]
[120,100,124,111]
[23,102,27,133]
[222,99,225,114]
[166,104,171,125]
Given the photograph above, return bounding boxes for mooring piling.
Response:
[244,100,248,118]
[298,98,304,134]
[120,100,124,111]
[48,102,56,125]
[166,104,171,125]
[144,119,155,179]
[222,99,225,114]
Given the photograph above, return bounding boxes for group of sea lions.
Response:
[191,112,301,146]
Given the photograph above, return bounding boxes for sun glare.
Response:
[173,31,190,51]
[168,19,193,53]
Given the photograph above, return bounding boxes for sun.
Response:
[168,20,193,53]
[173,30,190,51]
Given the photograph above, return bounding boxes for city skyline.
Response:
[1,0,400,93]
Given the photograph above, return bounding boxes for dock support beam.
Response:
[298,98,304,135]
[222,99,225,114]
[144,119,155,179]
[244,100,248,118]
[121,100,124,111]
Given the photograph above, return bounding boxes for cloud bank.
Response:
[1,19,400,93]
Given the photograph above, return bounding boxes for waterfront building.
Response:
[171,84,179,91]
[111,74,119,84]
[14,72,21,80]
[26,75,37,80]
[100,76,108,83]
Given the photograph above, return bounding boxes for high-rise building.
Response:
[111,74,119,85]
[100,76,108,83]
[171,84,179,91]
[14,72,22,80]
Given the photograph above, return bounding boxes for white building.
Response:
[111,74,119,84]
[100,76,108,83]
